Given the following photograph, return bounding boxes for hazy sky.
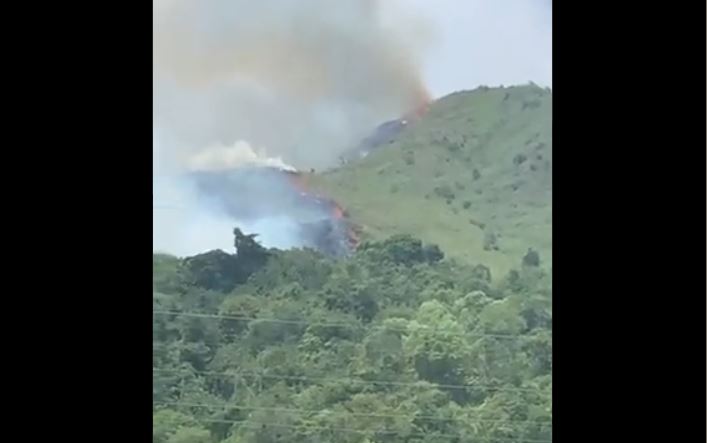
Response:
[153,0,553,255]
[395,0,552,98]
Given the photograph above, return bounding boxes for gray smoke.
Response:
[153,0,430,256]
[154,0,430,170]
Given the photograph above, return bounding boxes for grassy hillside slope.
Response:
[310,84,552,278]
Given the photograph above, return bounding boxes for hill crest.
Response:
[310,84,552,278]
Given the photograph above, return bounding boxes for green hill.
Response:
[310,84,552,279]
[153,236,552,443]
[152,84,553,443]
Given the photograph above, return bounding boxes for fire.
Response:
[285,170,309,195]
[268,93,432,256]
[413,102,430,119]
[282,169,360,252]
[413,86,432,118]
[401,88,431,123]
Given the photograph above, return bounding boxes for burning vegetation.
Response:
[285,169,362,255]
[181,99,430,258]
[187,165,360,257]
[342,99,430,162]
[154,0,433,257]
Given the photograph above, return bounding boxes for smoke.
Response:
[186,140,296,173]
[154,0,430,170]
[153,0,432,256]
[153,170,306,256]
[153,172,232,256]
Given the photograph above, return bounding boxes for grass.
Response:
[308,84,552,279]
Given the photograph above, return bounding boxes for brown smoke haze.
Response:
[154,0,432,170]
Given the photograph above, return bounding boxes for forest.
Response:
[153,229,552,443]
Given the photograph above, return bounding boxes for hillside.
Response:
[152,84,553,443]
[153,235,552,443]
[310,84,552,279]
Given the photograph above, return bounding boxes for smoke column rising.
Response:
[154,0,430,169]
[153,0,431,256]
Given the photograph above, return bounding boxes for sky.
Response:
[389,0,552,99]
[153,0,553,255]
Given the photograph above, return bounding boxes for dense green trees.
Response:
[153,233,551,443]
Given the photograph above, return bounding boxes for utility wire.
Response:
[164,416,552,442]
[153,309,551,340]
[153,400,552,426]
[152,368,551,394]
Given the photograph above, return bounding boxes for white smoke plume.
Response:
[186,141,296,173]
[154,0,430,170]
[153,0,432,256]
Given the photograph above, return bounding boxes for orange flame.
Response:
[282,169,360,251]
[413,103,429,119]
[400,105,429,125]
[285,171,309,195]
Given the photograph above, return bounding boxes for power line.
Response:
[152,368,551,394]
[159,416,552,442]
[153,310,551,340]
[153,400,552,426]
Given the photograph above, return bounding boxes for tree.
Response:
[154,254,187,294]
[233,228,270,274]
[359,234,443,267]
[182,250,240,292]
[153,410,199,443]
[152,235,552,443]
[522,248,540,267]
[218,294,262,338]
[405,300,471,403]
[180,229,274,293]
[167,426,212,443]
